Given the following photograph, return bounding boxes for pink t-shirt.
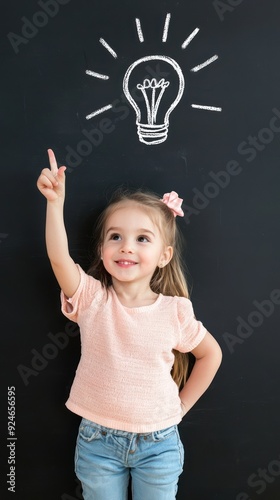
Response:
[61,264,207,432]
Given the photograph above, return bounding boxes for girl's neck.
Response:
[111,279,159,308]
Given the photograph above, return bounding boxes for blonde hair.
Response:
[88,188,193,389]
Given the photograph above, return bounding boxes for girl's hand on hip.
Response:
[37,149,66,202]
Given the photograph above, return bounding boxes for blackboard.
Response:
[1,1,280,499]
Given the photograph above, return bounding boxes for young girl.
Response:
[37,149,222,500]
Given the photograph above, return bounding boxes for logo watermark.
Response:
[7,0,71,54]
[182,107,280,225]
[236,453,280,499]
[213,0,245,22]
[7,386,16,493]
[223,289,280,354]
[17,321,79,386]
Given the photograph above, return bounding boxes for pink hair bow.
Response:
[161,191,184,217]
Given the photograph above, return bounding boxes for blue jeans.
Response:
[75,418,184,500]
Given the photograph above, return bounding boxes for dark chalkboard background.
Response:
[1,0,280,499]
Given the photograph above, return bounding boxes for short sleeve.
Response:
[175,297,207,352]
[60,264,103,323]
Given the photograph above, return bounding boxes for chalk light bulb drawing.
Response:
[85,14,222,146]
[123,55,184,145]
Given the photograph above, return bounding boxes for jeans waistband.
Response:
[80,418,176,439]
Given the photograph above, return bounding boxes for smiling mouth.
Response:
[115,260,138,266]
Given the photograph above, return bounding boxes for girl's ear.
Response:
[99,244,103,260]
[159,246,173,268]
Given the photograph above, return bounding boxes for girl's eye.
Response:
[109,233,121,241]
[137,235,149,243]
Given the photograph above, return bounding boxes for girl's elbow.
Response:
[214,343,223,369]
[217,344,223,368]
[210,333,223,364]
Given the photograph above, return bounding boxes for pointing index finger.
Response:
[47,149,58,176]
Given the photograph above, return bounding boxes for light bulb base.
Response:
[137,122,168,145]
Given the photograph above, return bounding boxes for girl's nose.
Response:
[120,240,134,253]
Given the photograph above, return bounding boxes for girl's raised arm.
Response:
[37,149,80,298]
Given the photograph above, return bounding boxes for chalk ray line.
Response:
[191,104,222,112]
[86,104,113,120]
[99,38,118,58]
[162,13,171,42]
[190,54,218,72]
[86,70,109,80]
[181,27,200,49]
[135,18,144,42]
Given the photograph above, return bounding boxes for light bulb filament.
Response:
[137,78,170,125]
